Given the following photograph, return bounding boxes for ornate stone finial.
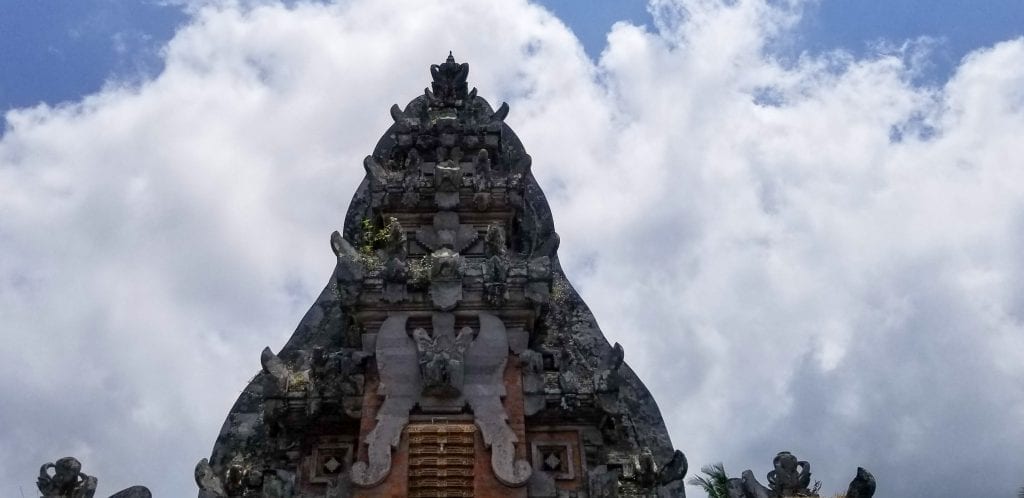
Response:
[38,457,96,498]
[766,451,813,496]
[427,52,470,106]
[38,457,150,498]
[203,55,681,498]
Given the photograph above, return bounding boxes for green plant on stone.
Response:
[355,216,400,270]
[358,216,399,255]
[550,273,571,306]
[688,462,731,498]
[407,253,436,288]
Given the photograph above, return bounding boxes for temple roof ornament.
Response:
[36,457,151,498]
[197,54,686,498]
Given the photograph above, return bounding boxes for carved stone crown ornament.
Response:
[196,54,687,498]
[715,452,876,498]
[36,457,151,498]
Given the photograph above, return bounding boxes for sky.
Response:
[1,0,1023,496]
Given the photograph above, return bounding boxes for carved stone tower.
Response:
[196,54,688,498]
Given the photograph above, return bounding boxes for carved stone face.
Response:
[413,324,473,398]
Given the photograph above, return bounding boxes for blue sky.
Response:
[3,0,1023,111]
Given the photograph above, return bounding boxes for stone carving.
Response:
[585,450,689,498]
[520,348,546,416]
[350,314,418,488]
[618,448,660,491]
[400,149,422,207]
[473,149,493,209]
[352,312,530,488]
[38,457,150,498]
[526,255,552,304]
[363,155,401,190]
[482,224,511,306]
[738,470,773,498]
[413,313,474,398]
[327,347,371,398]
[767,451,813,496]
[194,458,295,498]
[595,342,625,414]
[426,52,470,106]
[466,313,532,487]
[38,458,97,498]
[433,147,463,209]
[725,477,747,498]
[659,450,688,486]
[202,54,684,498]
[106,488,151,498]
[261,470,296,498]
[195,459,227,498]
[587,465,618,498]
[261,347,318,435]
[329,231,364,305]
[845,467,876,498]
[429,247,464,310]
[415,211,478,253]
[720,453,874,498]
[379,219,408,303]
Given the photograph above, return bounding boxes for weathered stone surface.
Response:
[412,312,473,398]
[527,470,557,497]
[37,457,150,498]
[38,458,97,498]
[468,313,532,487]
[200,54,684,497]
[846,467,876,498]
[722,452,875,498]
[351,314,416,488]
[767,451,813,496]
[106,487,152,498]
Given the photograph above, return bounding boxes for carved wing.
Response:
[351,314,419,488]
[260,347,289,381]
[412,327,435,355]
[464,312,532,487]
[454,326,474,355]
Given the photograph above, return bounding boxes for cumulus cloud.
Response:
[2,0,1022,496]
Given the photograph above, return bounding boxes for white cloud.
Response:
[2,0,1023,496]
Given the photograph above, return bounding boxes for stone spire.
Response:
[197,54,687,498]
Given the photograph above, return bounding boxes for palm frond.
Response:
[687,462,731,498]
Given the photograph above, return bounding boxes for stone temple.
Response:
[29,54,876,498]
[193,54,688,498]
